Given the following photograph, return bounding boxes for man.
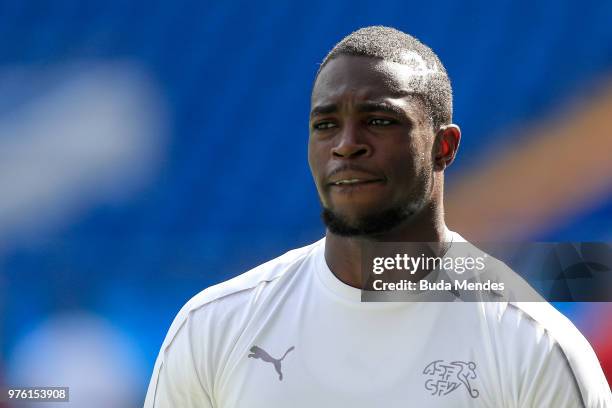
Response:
[145,26,611,407]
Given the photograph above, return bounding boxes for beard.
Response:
[322,205,413,237]
[319,166,435,237]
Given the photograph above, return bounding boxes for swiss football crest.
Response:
[423,360,479,398]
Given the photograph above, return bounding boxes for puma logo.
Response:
[248,345,295,381]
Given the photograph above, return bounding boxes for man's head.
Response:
[308,26,460,238]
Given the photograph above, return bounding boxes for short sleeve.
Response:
[510,302,612,408]
[518,340,587,407]
[144,312,213,408]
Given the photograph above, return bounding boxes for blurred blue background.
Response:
[0,0,611,406]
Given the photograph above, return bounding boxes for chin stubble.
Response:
[321,206,413,237]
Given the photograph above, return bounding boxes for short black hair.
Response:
[317,26,452,131]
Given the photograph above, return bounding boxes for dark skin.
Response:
[308,55,461,289]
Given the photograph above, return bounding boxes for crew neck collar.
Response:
[314,228,459,306]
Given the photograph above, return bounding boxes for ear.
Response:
[434,124,461,170]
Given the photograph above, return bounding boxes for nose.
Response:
[331,122,371,159]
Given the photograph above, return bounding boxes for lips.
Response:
[330,178,384,186]
[328,177,386,195]
[327,170,386,188]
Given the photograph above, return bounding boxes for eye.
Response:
[313,121,337,130]
[369,118,394,126]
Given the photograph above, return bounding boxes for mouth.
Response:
[327,178,386,193]
[325,166,386,193]
[330,178,384,186]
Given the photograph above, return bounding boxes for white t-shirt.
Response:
[144,233,611,407]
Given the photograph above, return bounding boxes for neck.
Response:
[324,200,448,289]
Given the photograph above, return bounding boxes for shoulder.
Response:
[449,231,610,405]
[145,238,324,405]
[160,238,324,352]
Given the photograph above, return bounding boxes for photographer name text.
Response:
[372,279,504,292]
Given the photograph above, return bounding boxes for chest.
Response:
[211,302,504,407]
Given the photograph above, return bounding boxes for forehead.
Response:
[311,54,433,105]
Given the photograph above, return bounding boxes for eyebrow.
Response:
[358,101,406,116]
[310,104,338,117]
[310,101,407,118]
